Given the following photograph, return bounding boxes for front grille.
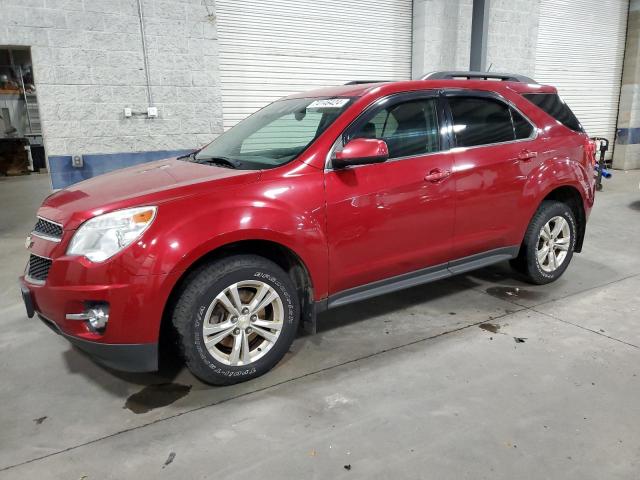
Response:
[33,217,63,240]
[28,254,52,282]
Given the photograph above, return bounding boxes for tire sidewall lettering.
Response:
[191,268,296,377]
[534,209,576,279]
[253,271,295,324]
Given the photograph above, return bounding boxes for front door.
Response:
[325,93,456,295]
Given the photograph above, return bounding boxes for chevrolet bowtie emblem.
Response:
[25,235,33,249]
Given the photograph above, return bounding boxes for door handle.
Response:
[424,168,452,183]
[518,150,537,161]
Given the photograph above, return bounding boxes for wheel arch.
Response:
[538,185,587,252]
[159,239,318,357]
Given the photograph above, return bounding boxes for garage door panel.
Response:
[217,55,410,70]
[216,0,412,129]
[216,0,410,18]
[535,0,628,145]
[219,43,412,59]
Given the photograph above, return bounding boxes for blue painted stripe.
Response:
[616,127,640,145]
[49,149,193,189]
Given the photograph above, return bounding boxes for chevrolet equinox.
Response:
[20,71,596,384]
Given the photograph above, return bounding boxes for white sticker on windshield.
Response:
[307,98,350,109]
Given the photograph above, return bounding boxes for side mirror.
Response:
[332,138,389,169]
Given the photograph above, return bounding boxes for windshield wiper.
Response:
[177,151,198,161]
[195,156,242,169]
[176,152,240,169]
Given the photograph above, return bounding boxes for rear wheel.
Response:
[172,255,299,385]
[510,200,577,285]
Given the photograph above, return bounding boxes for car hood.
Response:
[38,158,261,230]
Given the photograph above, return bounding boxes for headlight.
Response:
[67,206,157,262]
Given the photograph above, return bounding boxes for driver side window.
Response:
[350,98,440,159]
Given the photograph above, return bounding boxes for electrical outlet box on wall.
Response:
[71,154,83,168]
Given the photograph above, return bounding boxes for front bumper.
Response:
[19,268,171,372]
[20,208,184,373]
[38,313,158,372]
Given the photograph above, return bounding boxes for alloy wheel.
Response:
[536,216,571,273]
[202,280,284,366]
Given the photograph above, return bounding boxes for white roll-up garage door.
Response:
[215,0,413,129]
[534,0,628,147]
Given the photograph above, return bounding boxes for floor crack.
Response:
[471,269,640,350]
[530,307,640,350]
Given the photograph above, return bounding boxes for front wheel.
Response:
[172,255,299,385]
[510,200,577,285]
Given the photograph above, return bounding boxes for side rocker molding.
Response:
[317,246,520,313]
[447,246,519,274]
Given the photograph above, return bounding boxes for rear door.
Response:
[444,92,539,259]
[325,91,456,294]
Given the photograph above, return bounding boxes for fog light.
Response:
[65,303,109,333]
[87,307,109,331]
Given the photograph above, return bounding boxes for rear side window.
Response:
[448,97,532,147]
[523,93,583,132]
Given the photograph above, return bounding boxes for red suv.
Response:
[20,71,596,384]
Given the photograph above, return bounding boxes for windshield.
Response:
[193,97,353,169]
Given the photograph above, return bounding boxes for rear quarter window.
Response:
[512,109,534,139]
[523,93,584,133]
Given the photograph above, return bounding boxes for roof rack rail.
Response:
[421,71,537,84]
[344,80,391,85]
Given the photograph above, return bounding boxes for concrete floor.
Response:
[1,171,639,479]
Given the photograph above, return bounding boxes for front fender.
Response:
[145,171,328,305]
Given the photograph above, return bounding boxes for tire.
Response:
[172,255,299,385]
[510,200,577,285]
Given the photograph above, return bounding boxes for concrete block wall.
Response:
[486,0,540,77]
[614,0,640,170]
[413,0,540,78]
[412,0,473,78]
[0,0,222,187]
